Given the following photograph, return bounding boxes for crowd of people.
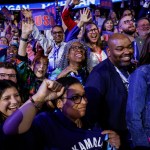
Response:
[0,0,150,149]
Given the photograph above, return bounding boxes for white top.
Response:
[32,25,66,71]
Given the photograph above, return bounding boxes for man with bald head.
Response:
[85,33,134,150]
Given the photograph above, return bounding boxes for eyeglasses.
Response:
[52,31,63,35]
[123,19,134,24]
[0,73,16,78]
[62,94,87,104]
[70,46,85,52]
[138,24,150,29]
[87,28,98,33]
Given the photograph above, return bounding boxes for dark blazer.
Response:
[85,58,128,132]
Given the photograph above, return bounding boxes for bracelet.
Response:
[20,37,28,42]
[30,97,41,110]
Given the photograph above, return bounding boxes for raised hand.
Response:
[57,66,78,79]
[77,8,92,28]
[80,8,92,23]
[21,18,34,38]
[33,79,64,103]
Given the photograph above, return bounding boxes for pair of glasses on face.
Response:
[62,94,87,104]
[0,73,16,78]
[52,31,63,35]
[138,24,150,29]
[87,28,98,34]
[70,46,85,52]
[123,19,134,24]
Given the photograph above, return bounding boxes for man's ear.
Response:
[106,47,111,57]
[118,26,123,33]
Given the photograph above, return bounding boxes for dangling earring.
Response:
[57,100,62,109]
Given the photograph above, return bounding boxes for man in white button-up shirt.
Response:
[32,25,66,72]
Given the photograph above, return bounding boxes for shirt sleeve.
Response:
[32,25,54,55]
[126,69,150,147]
[61,7,77,31]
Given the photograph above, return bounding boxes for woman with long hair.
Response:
[0,80,22,124]
[49,39,90,85]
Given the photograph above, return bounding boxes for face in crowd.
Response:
[0,37,9,46]
[68,42,86,65]
[122,10,133,18]
[32,57,48,80]
[119,16,136,35]
[61,83,87,121]
[6,45,18,63]
[55,79,87,121]
[137,18,150,37]
[107,33,133,68]
[109,11,117,20]
[0,80,22,118]
[103,19,114,31]
[86,23,100,44]
[51,26,64,44]
[95,9,100,17]
[0,67,17,83]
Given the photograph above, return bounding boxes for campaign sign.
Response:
[0,0,124,11]
[45,4,56,17]
[32,9,55,30]
[45,4,56,26]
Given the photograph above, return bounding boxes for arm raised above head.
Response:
[18,18,34,57]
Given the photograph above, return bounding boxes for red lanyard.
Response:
[95,49,102,62]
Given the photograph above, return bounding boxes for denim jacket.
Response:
[126,64,150,147]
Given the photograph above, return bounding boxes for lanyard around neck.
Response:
[115,66,129,90]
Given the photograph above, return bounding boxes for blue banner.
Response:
[32,9,54,30]
[0,0,123,11]
[0,0,100,10]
